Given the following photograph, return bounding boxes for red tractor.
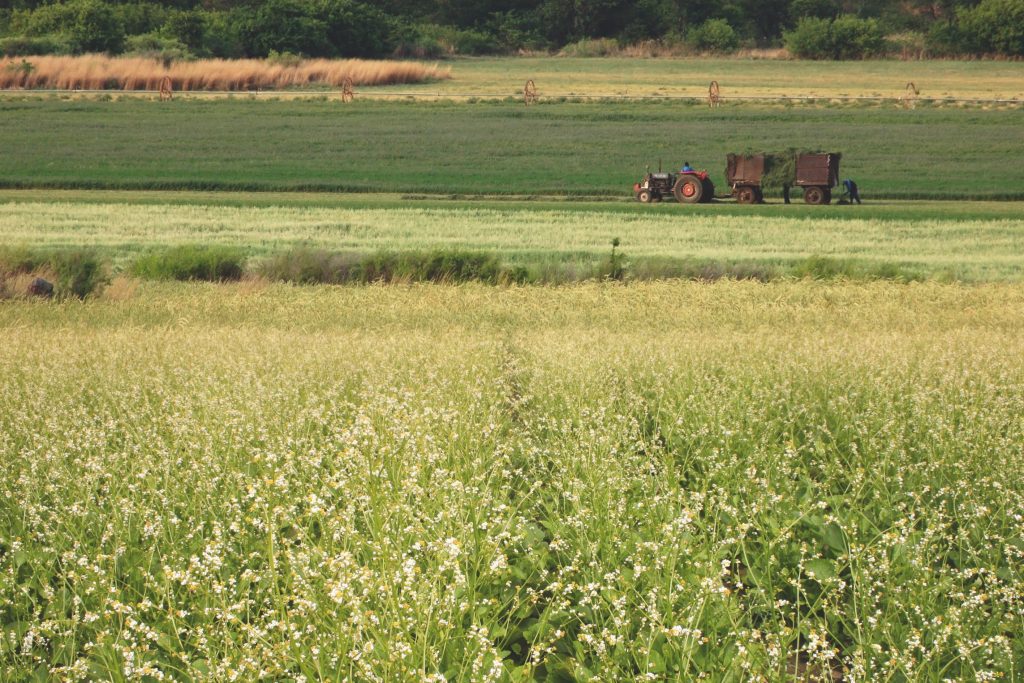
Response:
[634,165,715,204]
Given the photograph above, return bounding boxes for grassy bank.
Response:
[2,198,1022,282]
[1,280,1022,680]
[0,100,1022,198]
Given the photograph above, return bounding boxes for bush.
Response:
[956,0,1024,56]
[0,34,70,56]
[355,250,503,284]
[557,37,620,57]
[783,16,833,58]
[392,24,497,57]
[784,14,884,59]
[686,19,739,53]
[266,49,304,67]
[319,0,395,58]
[115,2,168,37]
[68,0,126,54]
[124,33,194,63]
[163,9,205,51]
[49,249,108,298]
[258,247,360,284]
[131,245,245,282]
[239,0,330,58]
[925,21,965,56]
[0,246,107,299]
[259,248,517,285]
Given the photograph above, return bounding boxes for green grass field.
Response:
[2,193,1023,281]
[1,99,1023,198]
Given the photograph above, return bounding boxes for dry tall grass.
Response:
[0,55,451,91]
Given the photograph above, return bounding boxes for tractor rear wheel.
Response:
[637,189,653,203]
[804,186,827,205]
[700,179,716,203]
[673,176,703,204]
[736,186,757,204]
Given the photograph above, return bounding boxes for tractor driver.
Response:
[681,161,694,172]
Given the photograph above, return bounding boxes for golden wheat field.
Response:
[0,55,451,91]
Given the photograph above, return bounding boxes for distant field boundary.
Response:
[0,178,1021,201]
[1,88,1021,106]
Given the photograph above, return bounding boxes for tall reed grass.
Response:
[0,55,451,91]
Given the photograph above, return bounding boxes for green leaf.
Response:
[805,559,835,581]
[822,523,846,552]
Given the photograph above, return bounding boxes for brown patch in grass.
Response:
[0,267,57,299]
[103,275,139,301]
[0,55,451,91]
[235,273,270,296]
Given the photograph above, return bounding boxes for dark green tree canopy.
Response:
[1,0,1019,57]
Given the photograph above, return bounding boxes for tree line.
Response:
[0,0,1021,60]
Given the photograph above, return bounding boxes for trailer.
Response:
[725,154,766,204]
[724,152,841,204]
[794,152,841,205]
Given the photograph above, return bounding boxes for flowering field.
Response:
[2,196,1023,282]
[1,280,1022,681]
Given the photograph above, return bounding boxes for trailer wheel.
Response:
[701,179,716,203]
[736,186,757,204]
[673,176,703,204]
[637,189,653,203]
[804,186,827,205]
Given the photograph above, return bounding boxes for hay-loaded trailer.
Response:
[726,152,841,204]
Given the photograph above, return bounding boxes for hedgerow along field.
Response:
[1,281,1022,680]
[0,99,1023,199]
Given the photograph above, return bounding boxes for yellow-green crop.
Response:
[1,280,1022,680]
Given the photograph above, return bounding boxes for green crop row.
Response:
[1,99,1022,199]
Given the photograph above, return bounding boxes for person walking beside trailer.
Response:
[843,178,862,204]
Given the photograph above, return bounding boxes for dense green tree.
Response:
[0,0,1014,57]
[319,0,393,57]
[957,0,1024,54]
[239,0,329,56]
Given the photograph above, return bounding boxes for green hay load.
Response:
[738,149,842,189]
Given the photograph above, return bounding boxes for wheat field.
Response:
[0,55,451,91]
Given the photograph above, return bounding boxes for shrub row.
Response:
[257,247,525,284]
[0,244,937,301]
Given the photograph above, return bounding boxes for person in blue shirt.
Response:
[681,161,694,172]
[843,178,862,204]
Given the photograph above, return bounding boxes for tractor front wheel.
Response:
[637,189,653,203]
[673,176,703,204]
[804,186,828,205]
